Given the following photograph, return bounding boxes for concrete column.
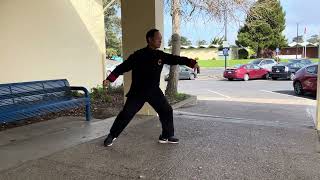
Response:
[121,0,164,115]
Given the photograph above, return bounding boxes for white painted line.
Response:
[207,90,231,99]
[260,90,277,94]
[197,95,316,106]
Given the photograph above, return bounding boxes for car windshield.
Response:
[288,63,305,68]
[288,59,312,65]
[180,65,193,72]
[250,59,262,65]
[288,60,300,64]
[278,63,288,66]
[300,59,312,64]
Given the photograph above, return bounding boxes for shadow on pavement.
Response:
[273,90,316,100]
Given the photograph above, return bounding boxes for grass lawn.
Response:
[198,59,251,68]
[198,58,320,68]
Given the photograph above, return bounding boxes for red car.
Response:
[223,64,270,81]
[293,64,318,96]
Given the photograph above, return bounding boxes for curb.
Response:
[172,95,197,110]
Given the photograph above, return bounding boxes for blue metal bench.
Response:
[0,79,91,123]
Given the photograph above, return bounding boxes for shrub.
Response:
[238,49,249,59]
[90,86,111,103]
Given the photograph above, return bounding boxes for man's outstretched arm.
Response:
[161,52,199,69]
[105,53,137,83]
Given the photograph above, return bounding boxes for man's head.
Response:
[146,29,162,49]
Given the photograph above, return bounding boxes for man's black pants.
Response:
[109,88,174,138]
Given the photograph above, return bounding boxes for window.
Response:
[245,65,253,69]
[288,63,300,68]
[253,65,261,70]
[266,60,275,64]
[250,60,262,65]
[260,61,267,65]
[307,66,317,74]
[302,60,312,64]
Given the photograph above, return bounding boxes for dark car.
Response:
[288,59,313,65]
[293,64,318,96]
[270,59,313,80]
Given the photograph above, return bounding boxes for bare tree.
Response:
[165,0,181,100]
[164,0,256,99]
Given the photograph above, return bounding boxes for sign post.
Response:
[276,47,280,62]
[223,41,229,70]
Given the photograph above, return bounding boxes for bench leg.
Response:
[85,103,91,121]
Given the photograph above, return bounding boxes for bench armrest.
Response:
[70,86,90,98]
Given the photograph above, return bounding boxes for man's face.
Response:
[149,31,162,49]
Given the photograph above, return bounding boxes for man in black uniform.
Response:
[103,29,199,147]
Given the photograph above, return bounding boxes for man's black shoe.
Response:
[104,134,116,147]
[158,135,179,144]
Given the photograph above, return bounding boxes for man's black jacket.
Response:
[107,46,197,97]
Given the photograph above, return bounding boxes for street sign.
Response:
[223,41,229,48]
[276,48,280,53]
[223,48,229,56]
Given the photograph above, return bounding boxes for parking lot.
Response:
[179,68,316,104]
[177,68,317,128]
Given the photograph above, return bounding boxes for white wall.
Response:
[0,0,106,89]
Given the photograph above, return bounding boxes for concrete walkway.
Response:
[0,105,320,179]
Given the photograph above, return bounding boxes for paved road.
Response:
[1,68,319,180]
[177,68,317,127]
[2,113,319,180]
[179,68,316,104]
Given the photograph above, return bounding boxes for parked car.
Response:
[105,60,123,87]
[249,58,277,71]
[288,58,313,65]
[270,62,305,80]
[165,65,197,81]
[110,56,123,62]
[223,64,270,81]
[293,64,318,96]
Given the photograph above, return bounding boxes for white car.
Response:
[105,60,123,87]
[249,59,277,71]
[164,65,197,81]
[106,64,117,76]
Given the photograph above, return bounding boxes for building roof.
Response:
[164,44,221,50]
[288,42,319,47]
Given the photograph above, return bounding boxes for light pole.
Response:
[296,23,299,59]
[224,4,228,70]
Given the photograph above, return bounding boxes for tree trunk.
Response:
[165,0,180,100]
[257,47,262,58]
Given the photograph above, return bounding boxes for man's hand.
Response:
[194,62,200,74]
[103,79,110,88]
[194,62,200,69]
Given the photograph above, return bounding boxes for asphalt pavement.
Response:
[0,68,319,180]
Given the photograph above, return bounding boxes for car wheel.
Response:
[265,73,270,79]
[294,81,304,95]
[272,77,278,80]
[290,73,295,81]
[189,74,195,80]
[228,78,233,81]
[243,74,249,81]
